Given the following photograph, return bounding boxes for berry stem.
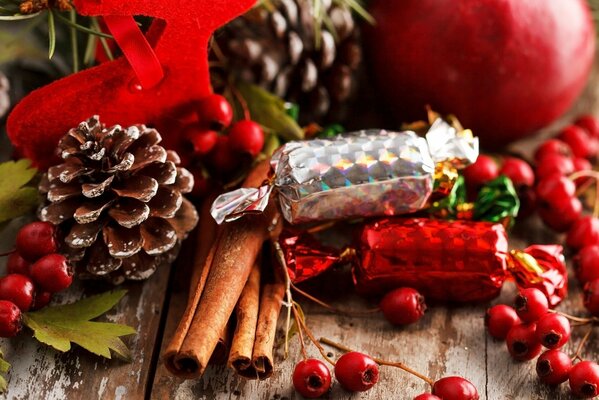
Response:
[229,84,251,121]
[319,337,435,387]
[571,327,594,362]
[272,240,294,359]
[0,250,15,257]
[291,302,309,360]
[294,306,336,366]
[568,170,599,218]
[551,310,597,324]
[291,283,380,317]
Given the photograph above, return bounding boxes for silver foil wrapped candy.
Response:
[211,118,479,225]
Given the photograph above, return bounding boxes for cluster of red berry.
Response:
[0,222,72,337]
[179,94,265,196]
[486,287,599,397]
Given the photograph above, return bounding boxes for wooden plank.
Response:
[0,219,173,400]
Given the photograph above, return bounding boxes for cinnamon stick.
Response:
[163,194,220,377]
[252,260,286,380]
[175,161,279,378]
[228,260,261,378]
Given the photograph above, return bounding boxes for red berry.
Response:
[184,126,218,155]
[514,288,549,323]
[15,221,58,262]
[538,196,582,233]
[0,300,22,337]
[292,358,332,398]
[572,157,593,185]
[209,135,241,173]
[575,115,599,139]
[535,174,576,202]
[432,377,479,400]
[198,94,233,130]
[535,153,575,179]
[583,279,599,316]
[535,313,570,349]
[0,274,35,311]
[334,352,379,392]
[576,246,599,284]
[569,361,599,398]
[536,349,572,385]
[485,304,520,340]
[462,155,498,188]
[31,291,52,310]
[558,125,597,159]
[6,252,30,276]
[228,120,265,157]
[506,323,543,361]
[534,139,572,163]
[568,217,599,250]
[380,287,426,325]
[499,157,534,187]
[30,254,73,293]
[414,394,441,400]
[187,167,213,199]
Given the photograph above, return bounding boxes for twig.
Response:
[291,304,308,360]
[319,337,434,387]
[550,310,597,324]
[571,327,593,362]
[294,306,336,366]
[291,283,380,317]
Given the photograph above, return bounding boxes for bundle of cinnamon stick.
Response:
[164,161,286,380]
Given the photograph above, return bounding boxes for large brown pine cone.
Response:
[212,0,362,125]
[39,116,198,283]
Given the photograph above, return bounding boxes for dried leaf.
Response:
[23,290,136,360]
[0,159,39,223]
[0,348,10,393]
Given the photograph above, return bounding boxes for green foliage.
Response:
[0,159,39,224]
[23,290,137,360]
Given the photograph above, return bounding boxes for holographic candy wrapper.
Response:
[211,118,478,225]
[281,218,567,305]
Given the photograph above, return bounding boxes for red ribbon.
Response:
[103,15,164,89]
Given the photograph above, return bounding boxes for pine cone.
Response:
[0,71,9,120]
[39,116,198,282]
[212,0,362,125]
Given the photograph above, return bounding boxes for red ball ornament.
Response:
[228,120,265,158]
[334,352,379,392]
[380,287,426,326]
[365,0,595,146]
[292,359,332,398]
[432,377,479,400]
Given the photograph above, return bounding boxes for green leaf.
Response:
[236,82,304,141]
[0,159,39,224]
[0,349,10,393]
[23,290,137,361]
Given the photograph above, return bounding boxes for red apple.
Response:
[365,0,595,146]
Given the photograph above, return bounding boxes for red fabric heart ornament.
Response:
[7,0,255,169]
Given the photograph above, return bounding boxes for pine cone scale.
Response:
[111,176,159,202]
[65,221,103,248]
[140,218,178,255]
[73,196,116,224]
[108,199,150,228]
[104,224,143,258]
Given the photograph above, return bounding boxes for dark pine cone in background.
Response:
[211,0,362,125]
[0,71,9,120]
[39,116,199,283]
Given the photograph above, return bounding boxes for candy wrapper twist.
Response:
[280,218,567,306]
[211,119,478,224]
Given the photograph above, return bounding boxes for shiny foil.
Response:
[211,119,478,224]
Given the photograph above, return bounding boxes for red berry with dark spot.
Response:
[535,313,570,349]
[432,377,479,400]
[31,291,52,310]
[499,157,534,187]
[536,349,572,385]
[15,221,57,262]
[414,394,441,400]
[462,155,498,188]
[228,120,265,158]
[575,246,599,284]
[514,288,549,323]
[30,254,73,293]
[0,274,35,311]
[538,196,582,232]
[184,126,218,155]
[558,125,596,159]
[292,358,332,398]
[0,300,22,337]
[198,94,233,130]
[576,115,599,139]
[535,174,576,202]
[534,139,572,163]
[506,323,542,361]
[334,352,379,392]
[485,304,520,340]
[583,279,599,316]
[568,217,599,250]
[535,153,575,179]
[569,361,599,398]
[6,252,30,276]
[380,287,426,325]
